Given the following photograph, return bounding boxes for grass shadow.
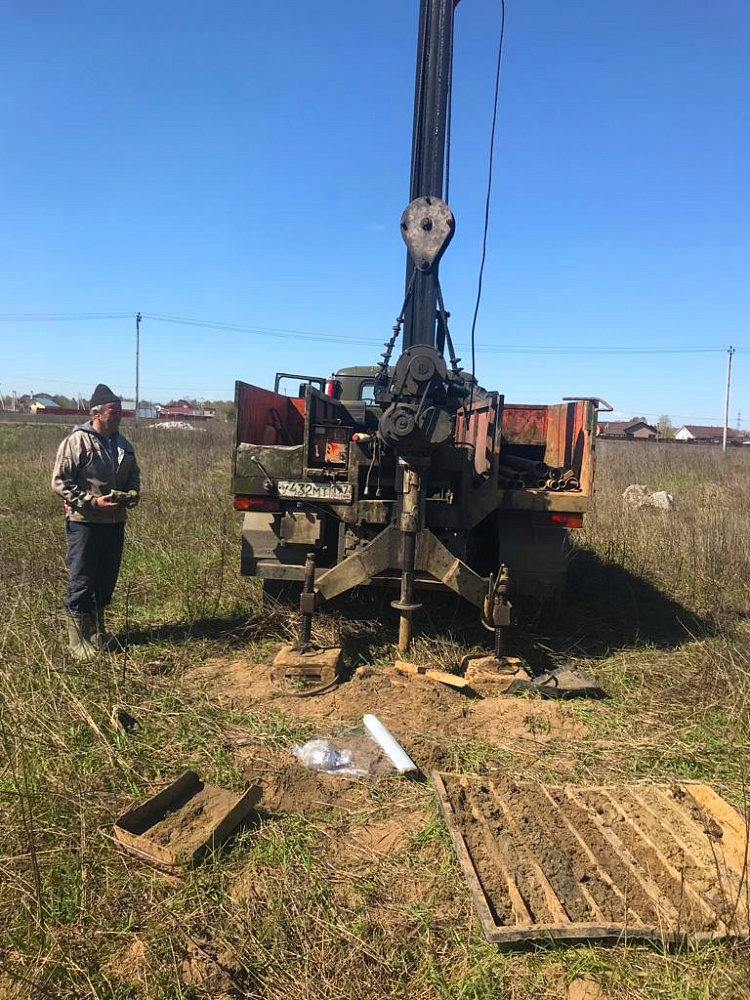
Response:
[513,549,715,672]
[118,552,714,676]
[329,587,477,670]
[120,613,270,649]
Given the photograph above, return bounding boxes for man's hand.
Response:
[110,489,140,507]
[95,493,122,510]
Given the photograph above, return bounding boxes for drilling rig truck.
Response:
[231,0,606,653]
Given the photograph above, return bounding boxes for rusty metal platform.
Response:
[433,772,749,946]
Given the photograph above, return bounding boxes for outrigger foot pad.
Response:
[460,654,531,694]
[270,644,343,697]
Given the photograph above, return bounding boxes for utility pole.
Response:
[135,312,142,429]
[722,345,735,454]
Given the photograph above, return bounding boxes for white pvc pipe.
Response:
[363,714,418,775]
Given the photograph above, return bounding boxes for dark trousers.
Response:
[65,521,125,614]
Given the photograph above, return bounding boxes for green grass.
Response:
[2,425,750,998]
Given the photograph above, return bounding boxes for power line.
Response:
[0,310,384,349]
[469,346,727,356]
[141,312,378,346]
[2,374,107,387]
[3,367,742,421]
[607,412,726,422]
[0,310,735,355]
[144,317,731,354]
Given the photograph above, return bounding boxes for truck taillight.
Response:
[233,496,281,512]
[532,512,584,529]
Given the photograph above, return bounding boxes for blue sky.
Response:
[1,0,748,425]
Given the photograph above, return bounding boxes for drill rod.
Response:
[392,461,424,653]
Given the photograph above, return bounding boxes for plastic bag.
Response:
[292,739,371,777]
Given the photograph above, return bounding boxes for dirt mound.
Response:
[257,759,370,815]
[192,653,588,856]
[193,657,586,755]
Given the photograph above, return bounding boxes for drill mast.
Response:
[403,0,456,351]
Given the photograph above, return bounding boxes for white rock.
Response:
[622,484,674,509]
[146,420,198,431]
[644,490,674,509]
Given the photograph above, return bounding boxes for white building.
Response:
[675,425,744,444]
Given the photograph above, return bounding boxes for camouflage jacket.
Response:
[51,422,141,523]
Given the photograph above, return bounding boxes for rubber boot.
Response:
[67,613,98,661]
[95,608,120,652]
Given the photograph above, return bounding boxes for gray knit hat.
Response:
[90,384,120,408]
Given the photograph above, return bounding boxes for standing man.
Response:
[52,384,141,659]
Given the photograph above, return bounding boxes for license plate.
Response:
[277,480,354,503]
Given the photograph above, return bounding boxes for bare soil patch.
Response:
[193,656,585,750]
[103,937,150,986]
[254,757,370,816]
[350,816,419,856]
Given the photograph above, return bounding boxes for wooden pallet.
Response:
[433,772,750,945]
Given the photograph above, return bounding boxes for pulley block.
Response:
[400,196,455,273]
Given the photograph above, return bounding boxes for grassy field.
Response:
[1,422,749,999]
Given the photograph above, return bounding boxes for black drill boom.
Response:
[402,0,456,351]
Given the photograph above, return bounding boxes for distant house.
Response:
[119,399,158,419]
[674,425,745,445]
[597,420,657,440]
[157,400,215,421]
[29,393,61,412]
[29,394,93,417]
